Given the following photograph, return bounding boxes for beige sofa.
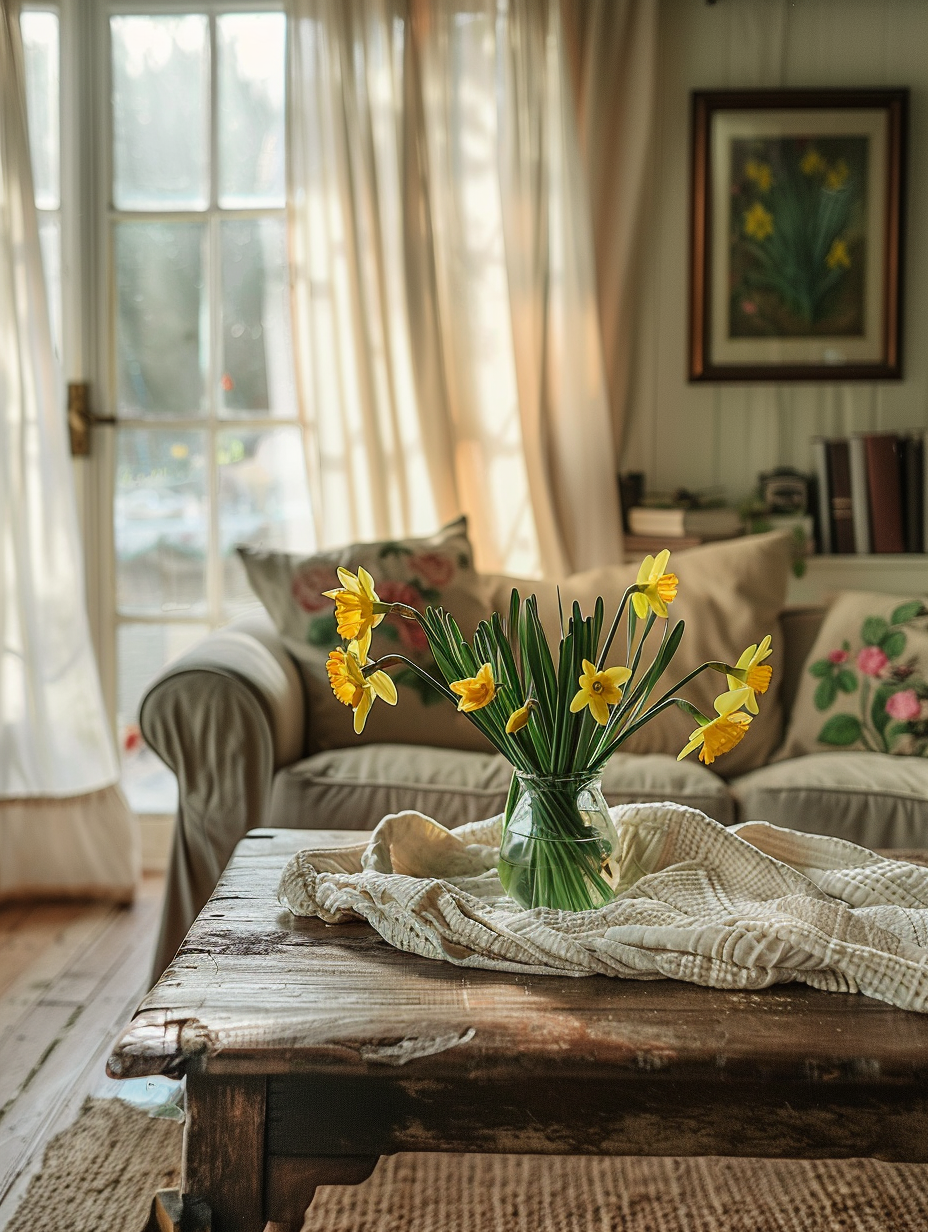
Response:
[142,599,928,979]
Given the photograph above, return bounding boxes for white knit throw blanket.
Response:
[277,803,928,1013]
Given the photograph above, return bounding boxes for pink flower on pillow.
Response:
[398,619,430,652]
[292,565,337,613]
[828,648,849,665]
[378,580,422,609]
[886,689,921,722]
[857,646,888,677]
[408,552,454,588]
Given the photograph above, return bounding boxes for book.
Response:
[863,433,905,553]
[825,439,855,554]
[848,436,872,555]
[623,533,705,559]
[627,506,743,539]
[902,435,924,553]
[812,438,832,554]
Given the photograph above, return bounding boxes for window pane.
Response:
[111,15,209,210]
[118,621,206,814]
[220,219,295,417]
[115,222,207,416]
[217,13,285,208]
[38,213,61,358]
[20,11,59,210]
[116,429,208,616]
[218,427,315,617]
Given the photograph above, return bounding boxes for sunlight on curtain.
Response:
[288,0,623,577]
[0,1,139,899]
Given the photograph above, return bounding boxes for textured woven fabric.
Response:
[14,1096,928,1232]
[278,804,928,1011]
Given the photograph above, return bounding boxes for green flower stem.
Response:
[595,585,640,672]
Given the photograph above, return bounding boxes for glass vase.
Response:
[498,771,645,912]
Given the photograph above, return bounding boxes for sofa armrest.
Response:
[140,610,304,980]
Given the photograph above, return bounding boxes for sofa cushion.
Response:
[488,532,793,777]
[778,591,928,761]
[238,517,494,755]
[731,752,928,848]
[267,743,735,831]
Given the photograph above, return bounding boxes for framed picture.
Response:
[689,88,907,382]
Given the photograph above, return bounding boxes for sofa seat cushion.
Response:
[731,752,928,848]
[267,743,735,832]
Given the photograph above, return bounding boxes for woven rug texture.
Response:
[9,1096,928,1232]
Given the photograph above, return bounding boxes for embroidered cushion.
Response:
[778,590,928,760]
[239,518,495,754]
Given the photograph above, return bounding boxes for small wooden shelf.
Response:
[788,553,928,606]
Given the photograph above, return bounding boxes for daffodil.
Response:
[825,158,849,191]
[450,664,496,713]
[744,201,774,241]
[727,635,774,714]
[826,237,851,270]
[801,147,826,177]
[323,566,384,658]
[569,660,632,726]
[326,640,397,733]
[744,159,773,192]
[632,549,679,620]
[678,688,753,766]
[505,700,534,734]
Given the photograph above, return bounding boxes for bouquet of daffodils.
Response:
[324,550,772,911]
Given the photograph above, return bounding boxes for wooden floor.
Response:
[0,875,165,1227]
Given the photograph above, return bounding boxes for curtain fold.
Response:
[0,1,138,899]
[288,0,636,577]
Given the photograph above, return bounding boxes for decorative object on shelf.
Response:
[618,471,645,534]
[690,88,907,382]
[323,553,773,911]
[758,467,811,516]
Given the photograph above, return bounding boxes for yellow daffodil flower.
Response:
[826,237,851,270]
[678,688,753,766]
[505,700,534,734]
[801,147,826,177]
[569,660,632,727]
[323,566,384,658]
[825,158,849,191]
[632,549,679,621]
[326,640,397,733]
[744,159,773,192]
[727,635,774,715]
[450,663,496,713]
[744,201,774,241]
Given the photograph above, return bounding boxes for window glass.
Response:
[217,13,286,208]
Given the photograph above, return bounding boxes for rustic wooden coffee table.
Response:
[109,829,928,1232]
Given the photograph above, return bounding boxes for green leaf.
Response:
[836,669,857,694]
[871,684,896,736]
[891,601,925,625]
[880,630,906,660]
[818,714,862,746]
[808,659,831,678]
[306,615,339,646]
[886,720,913,746]
[814,677,838,711]
[862,616,889,646]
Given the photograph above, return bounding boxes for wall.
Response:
[622,0,928,502]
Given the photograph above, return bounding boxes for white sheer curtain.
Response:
[0,2,139,899]
[287,0,630,577]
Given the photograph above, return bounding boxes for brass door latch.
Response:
[67,383,116,457]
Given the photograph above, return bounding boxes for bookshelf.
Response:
[787,554,928,607]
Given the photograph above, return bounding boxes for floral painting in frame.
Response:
[689,89,907,381]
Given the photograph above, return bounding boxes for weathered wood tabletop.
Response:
[109,829,928,1232]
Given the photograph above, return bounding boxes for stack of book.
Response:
[625,506,744,556]
[814,432,925,555]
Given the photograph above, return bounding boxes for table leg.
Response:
[183,1074,267,1232]
[264,1154,379,1226]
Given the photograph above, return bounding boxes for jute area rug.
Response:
[10,1096,928,1232]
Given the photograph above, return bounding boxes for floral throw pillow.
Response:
[778,591,928,759]
[238,518,495,754]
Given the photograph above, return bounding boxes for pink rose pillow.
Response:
[778,591,928,759]
[238,518,495,754]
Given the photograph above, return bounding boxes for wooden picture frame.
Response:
[689,88,907,382]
